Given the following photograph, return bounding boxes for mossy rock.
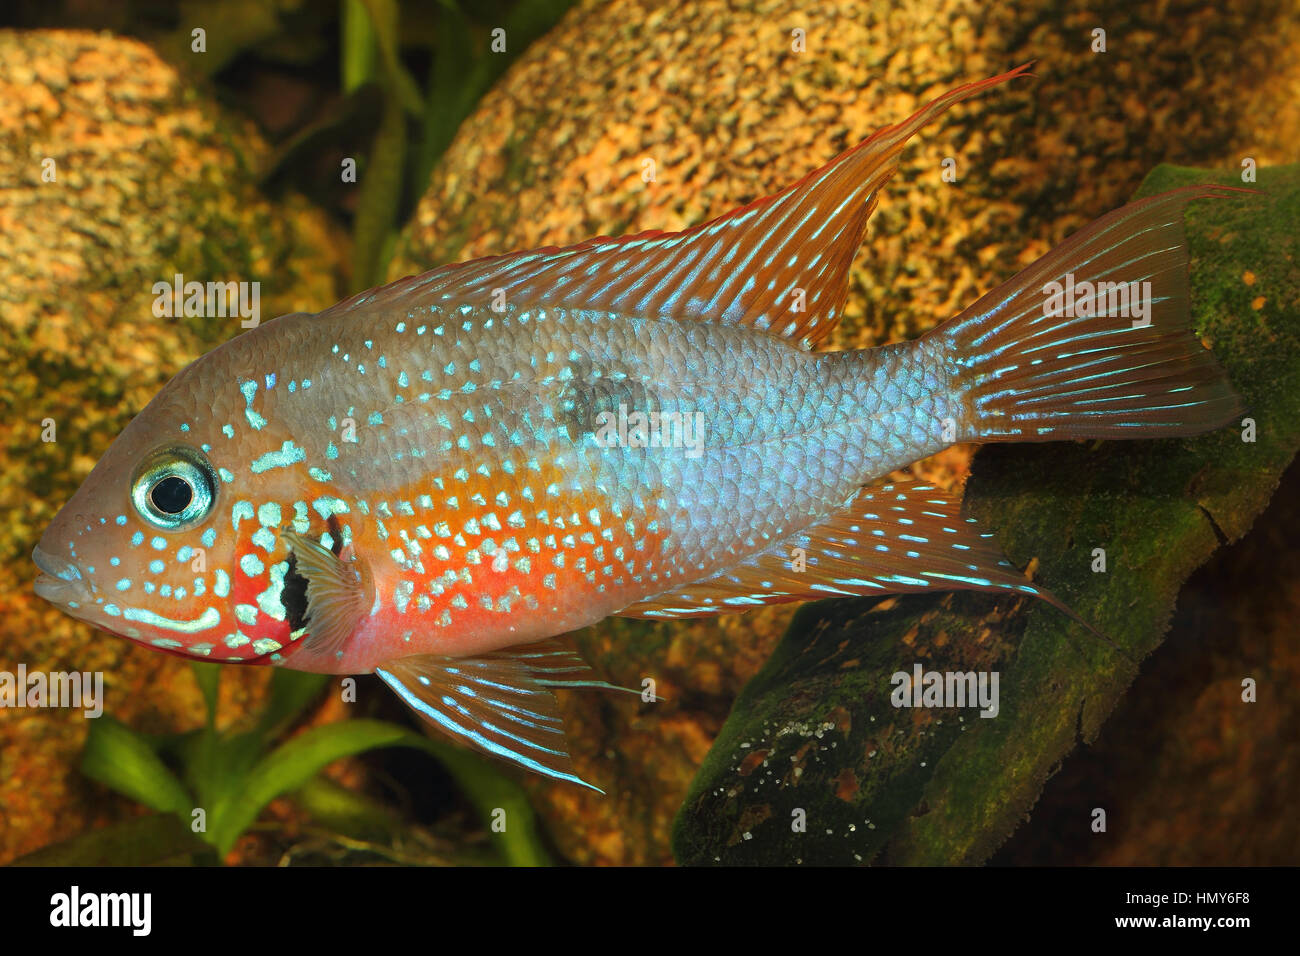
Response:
[672,163,1300,865]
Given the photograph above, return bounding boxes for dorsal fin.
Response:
[320,65,1033,350]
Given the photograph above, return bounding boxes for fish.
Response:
[33,63,1247,791]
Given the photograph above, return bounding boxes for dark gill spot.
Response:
[281,552,310,631]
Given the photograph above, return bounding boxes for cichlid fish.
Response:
[33,64,1246,789]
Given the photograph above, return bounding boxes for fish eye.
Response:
[150,475,192,514]
[130,445,218,531]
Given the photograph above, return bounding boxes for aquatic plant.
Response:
[15,665,552,865]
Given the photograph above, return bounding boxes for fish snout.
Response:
[32,544,92,606]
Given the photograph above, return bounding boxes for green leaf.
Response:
[412,0,578,195]
[351,91,407,291]
[673,163,1300,865]
[357,0,425,115]
[191,661,220,726]
[418,738,553,867]
[206,717,553,864]
[414,3,477,193]
[341,0,380,93]
[207,718,430,854]
[81,717,192,816]
[256,669,331,738]
[185,728,268,830]
[7,814,212,867]
[290,775,406,843]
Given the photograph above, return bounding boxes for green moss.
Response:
[673,163,1300,865]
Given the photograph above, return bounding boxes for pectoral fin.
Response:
[280,529,373,659]
[376,639,634,791]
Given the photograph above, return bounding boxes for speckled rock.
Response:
[0,29,343,864]
[394,0,1300,864]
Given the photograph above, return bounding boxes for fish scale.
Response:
[308,314,832,666]
[34,65,1248,789]
[226,304,926,668]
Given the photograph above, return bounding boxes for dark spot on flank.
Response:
[559,376,664,442]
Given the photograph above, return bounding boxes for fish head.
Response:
[33,346,303,663]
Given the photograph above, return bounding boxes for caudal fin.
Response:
[933,186,1250,442]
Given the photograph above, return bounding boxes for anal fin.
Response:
[619,478,1079,623]
[376,639,634,792]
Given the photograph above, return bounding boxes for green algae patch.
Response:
[672,163,1300,865]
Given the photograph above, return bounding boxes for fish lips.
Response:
[32,544,92,607]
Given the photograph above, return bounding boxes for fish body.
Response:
[34,65,1246,788]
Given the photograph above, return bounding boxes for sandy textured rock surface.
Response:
[395,0,1300,864]
[0,29,343,864]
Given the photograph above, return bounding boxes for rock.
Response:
[394,0,1300,864]
[994,457,1300,865]
[0,29,343,864]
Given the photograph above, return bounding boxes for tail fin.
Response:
[933,186,1250,441]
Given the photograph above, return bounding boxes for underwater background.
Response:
[1,0,1297,866]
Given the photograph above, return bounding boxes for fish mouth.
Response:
[32,545,91,606]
